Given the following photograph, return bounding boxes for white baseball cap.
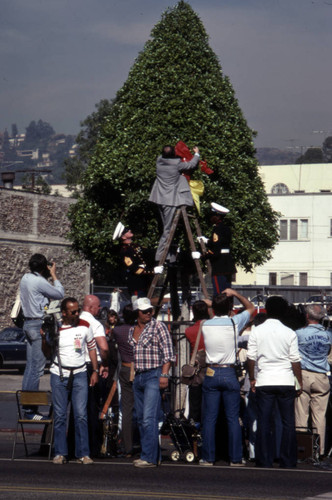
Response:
[133,297,153,311]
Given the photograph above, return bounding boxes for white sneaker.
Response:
[199,459,214,466]
[53,455,66,465]
[77,456,94,465]
[134,459,157,468]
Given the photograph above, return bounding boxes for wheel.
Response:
[185,450,195,463]
[171,450,180,462]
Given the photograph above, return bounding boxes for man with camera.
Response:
[20,253,64,420]
[48,297,99,465]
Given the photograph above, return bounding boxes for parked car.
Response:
[306,295,332,304]
[0,326,26,372]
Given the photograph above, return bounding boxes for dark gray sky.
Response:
[1,0,331,149]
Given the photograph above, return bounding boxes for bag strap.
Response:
[189,320,205,366]
[231,318,239,364]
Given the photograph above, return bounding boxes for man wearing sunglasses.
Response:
[49,297,98,465]
[129,297,175,468]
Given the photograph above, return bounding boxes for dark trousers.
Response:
[119,366,135,454]
[256,386,297,468]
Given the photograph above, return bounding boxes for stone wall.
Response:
[0,187,90,330]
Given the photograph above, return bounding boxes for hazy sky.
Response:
[1,0,331,149]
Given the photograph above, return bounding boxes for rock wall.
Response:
[0,188,90,329]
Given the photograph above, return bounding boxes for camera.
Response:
[41,300,61,347]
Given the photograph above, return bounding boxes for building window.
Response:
[269,272,277,286]
[279,218,309,241]
[299,219,308,239]
[299,272,308,286]
[271,183,289,194]
[290,220,298,240]
[280,220,288,240]
[281,273,294,285]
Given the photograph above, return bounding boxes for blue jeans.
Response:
[256,386,297,468]
[133,367,162,464]
[202,367,242,463]
[22,319,46,409]
[51,371,90,458]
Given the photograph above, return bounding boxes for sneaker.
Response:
[134,459,157,468]
[230,460,246,467]
[77,456,94,465]
[53,455,67,465]
[24,412,48,421]
[199,459,214,466]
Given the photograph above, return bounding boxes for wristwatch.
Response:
[93,369,99,373]
[160,373,169,378]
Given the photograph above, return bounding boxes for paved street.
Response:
[1,370,332,500]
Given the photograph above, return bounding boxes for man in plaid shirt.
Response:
[129,297,175,467]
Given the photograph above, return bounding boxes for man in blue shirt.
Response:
[20,253,64,419]
[295,303,332,456]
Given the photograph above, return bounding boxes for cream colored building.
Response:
[237,163,332,287]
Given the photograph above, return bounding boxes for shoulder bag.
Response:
[181,320,206,386]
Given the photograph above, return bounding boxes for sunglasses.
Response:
[140,308,153,314]
[68,308,81,315]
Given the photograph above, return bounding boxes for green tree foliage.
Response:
[296,147,323,164]
[68,1,279,272]
[24,120,55,149]
[64,99,114,193]
[322,136,332,162]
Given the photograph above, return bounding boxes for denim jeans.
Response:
[202,366,242,463]
[133,367,162,464]
[51,371,90,458]
[22,319,46,410]
[256,386,297,468]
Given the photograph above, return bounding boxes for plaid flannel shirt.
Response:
[128,317,175,372]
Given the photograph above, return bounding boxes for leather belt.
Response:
[122,362,132,368]
[24,317,42,321]
[207,363,235,368]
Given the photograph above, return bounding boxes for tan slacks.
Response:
[295,370,330,455]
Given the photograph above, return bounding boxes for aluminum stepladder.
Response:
[147,205,211,308]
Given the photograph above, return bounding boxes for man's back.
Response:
[248,318,300,386]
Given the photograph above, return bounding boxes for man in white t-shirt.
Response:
[200,289,254,466]
[49,297,98,465]
[247,296,302,468]
[80,294,110,457]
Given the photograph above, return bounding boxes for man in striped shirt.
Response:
[49,297,98,465]
[129,297,175,467]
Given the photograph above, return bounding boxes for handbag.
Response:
[231,318,247,381]
[181,320,206,386]
[11,290,24,329]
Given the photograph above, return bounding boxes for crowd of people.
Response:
[185,293,332,467]
[18,253,332,467]
[16,143,331,467]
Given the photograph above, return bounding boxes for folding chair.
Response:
[12,390,54,460]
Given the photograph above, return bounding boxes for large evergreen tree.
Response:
[68,1,279,272]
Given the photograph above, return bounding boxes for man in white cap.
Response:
[198,203,236,296]
[113,223,163,301]
[128,297,175,467]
